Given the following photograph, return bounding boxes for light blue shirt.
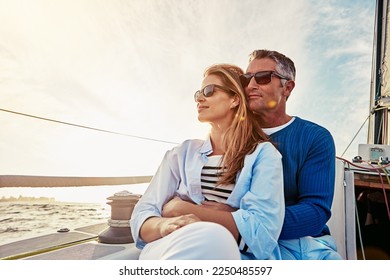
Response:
[130,137,285,260]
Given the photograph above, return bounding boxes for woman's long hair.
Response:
[203,64,270,185]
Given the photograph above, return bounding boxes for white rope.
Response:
[107,219,130,228]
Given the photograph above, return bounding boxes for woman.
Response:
[130,64,284,260]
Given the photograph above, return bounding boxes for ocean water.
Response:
[0,201,110,245]
[0,184,147,246]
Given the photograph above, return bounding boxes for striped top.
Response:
[201,155,250,253]
[201,155,234,203]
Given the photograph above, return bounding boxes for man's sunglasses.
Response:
[194,84,236,101]
[239,71,290,87]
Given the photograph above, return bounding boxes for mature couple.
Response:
[130,49,342,260]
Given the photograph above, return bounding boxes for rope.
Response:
[340,114,370,157]
[0,107,179,145]
[107,219,130,228]
[337,156,390,220]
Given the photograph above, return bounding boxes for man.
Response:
[240,49,342,260]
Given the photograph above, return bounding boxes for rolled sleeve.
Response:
[130,151,179,249]
[130,139,208,249]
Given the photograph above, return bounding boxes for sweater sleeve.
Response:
[279,124,336,239]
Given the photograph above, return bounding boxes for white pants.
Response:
[139,221,241,260]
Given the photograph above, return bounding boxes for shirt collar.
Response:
[199,135,213,155]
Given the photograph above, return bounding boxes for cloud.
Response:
[286,0,375,159]
[0,0,377,175]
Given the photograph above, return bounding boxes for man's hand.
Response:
[201,200,236,212]
[162,196,236,218]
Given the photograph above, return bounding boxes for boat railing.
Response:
[0,175,152,188]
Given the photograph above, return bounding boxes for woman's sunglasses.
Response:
[194,84,236,101]
[239,71,290,87]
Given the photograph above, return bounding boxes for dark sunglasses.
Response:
[239,71,290,87]
[194,84,236,101]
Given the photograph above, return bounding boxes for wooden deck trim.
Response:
[0,175,152,187]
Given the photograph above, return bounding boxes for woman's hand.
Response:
[162,196,192,217]
[140,213,200,242]
[160,196,239,240]
[157,214,201,237]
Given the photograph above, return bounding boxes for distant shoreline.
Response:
[0,175,152,188]
[0,195,55,203]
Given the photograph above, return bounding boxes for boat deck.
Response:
[0,223,140,260]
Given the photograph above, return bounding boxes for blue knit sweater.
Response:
[268,117,335,240]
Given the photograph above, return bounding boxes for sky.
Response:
[0,0,377,201]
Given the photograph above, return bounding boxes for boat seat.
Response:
[327,158,357,259]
